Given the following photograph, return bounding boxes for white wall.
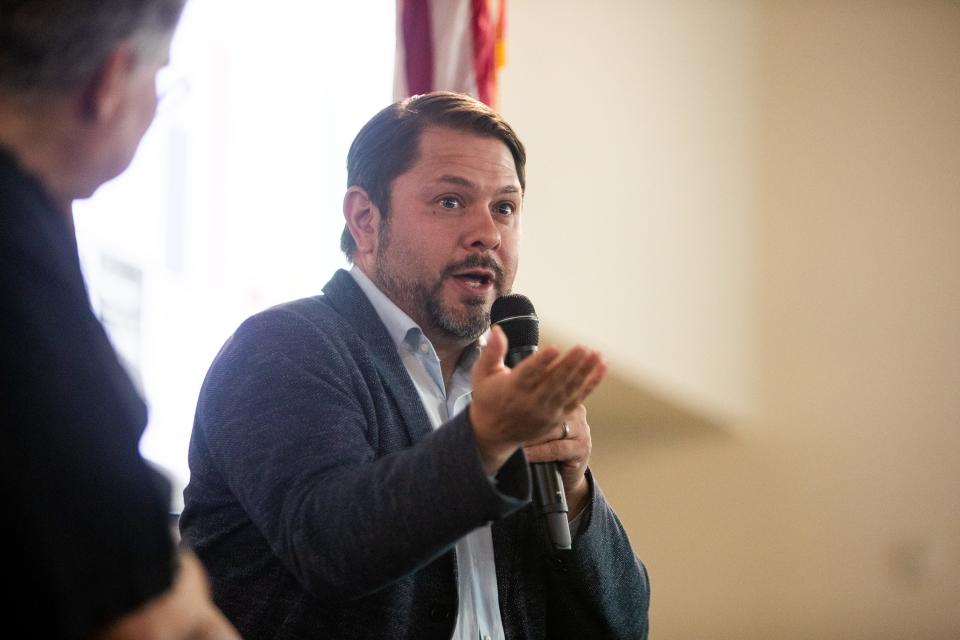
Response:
[500,1,960,637]
[502,0,760,424]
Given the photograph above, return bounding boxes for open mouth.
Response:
[452,270,495,289]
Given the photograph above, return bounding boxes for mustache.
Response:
[441,254,505,289]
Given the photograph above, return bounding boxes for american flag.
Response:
[394,0,507,107]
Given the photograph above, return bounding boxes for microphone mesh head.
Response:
[490,294,539,349]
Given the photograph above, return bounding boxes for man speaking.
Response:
[181,91,650,638]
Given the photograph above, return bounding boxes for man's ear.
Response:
[343,186,382,258]
[81,43,137,121]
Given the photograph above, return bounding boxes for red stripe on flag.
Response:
[402,0,434,95]
[471,0,495,106]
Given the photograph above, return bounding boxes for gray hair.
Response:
[0,0,187,97]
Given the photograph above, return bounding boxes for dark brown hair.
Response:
[341,91,527,259]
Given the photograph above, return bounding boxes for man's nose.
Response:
[464,207,501,251]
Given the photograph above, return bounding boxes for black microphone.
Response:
[490,294,571,551]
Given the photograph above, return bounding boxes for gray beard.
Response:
[374,223,499,342]
[423,278,490,340]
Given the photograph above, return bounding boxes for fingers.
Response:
[554,348,602,400]
[524,414,575,447]
[523,406,592,500]
[523,425,591,484]
[511,345,580,395]
[524,437,571,463]
[470,337,604,475]
[524,405,589,447]
[510,344,561,390]
[533,346,605,411]
[507,345,604,429]
[473,325,508,378]
[563,358,607,414]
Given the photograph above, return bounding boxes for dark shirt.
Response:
[0,147,175,639]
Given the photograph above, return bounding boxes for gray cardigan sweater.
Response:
[180,269,649,639]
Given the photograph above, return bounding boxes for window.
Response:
[75,0,395,509]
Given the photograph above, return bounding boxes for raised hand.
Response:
[469,325,606,475]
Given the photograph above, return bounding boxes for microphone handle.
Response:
[503,346,572,551]
[532,461,572,551]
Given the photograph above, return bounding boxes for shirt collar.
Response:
[348,265,487,367]
[349,265,420,353]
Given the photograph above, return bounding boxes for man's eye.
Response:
[438,197,461,209]
[495,202,516,216]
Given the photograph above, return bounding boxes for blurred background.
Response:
[75,1,959,638]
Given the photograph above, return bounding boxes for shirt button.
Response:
[484,636,492,640]
[419,343,429,353]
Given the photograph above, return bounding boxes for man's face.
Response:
[93,41,171,190]
[372,126,522,344]
[113,48,169,177]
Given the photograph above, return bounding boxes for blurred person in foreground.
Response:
[180,91,650,639]
[0,1,238,638]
